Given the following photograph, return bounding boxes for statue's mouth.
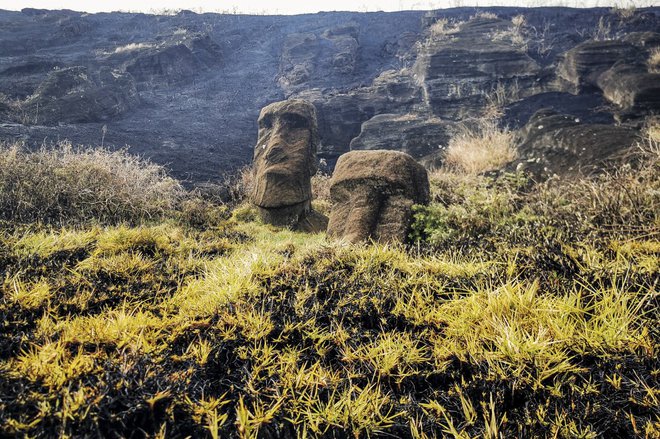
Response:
[253,170,310,209]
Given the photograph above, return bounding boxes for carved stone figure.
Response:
[251,99,328,232]
[327,150,429,243]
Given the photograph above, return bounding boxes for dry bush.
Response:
[217,165,255,206]
[592,16,612,41]
[611,5,636,21]
[428,18,461,40]
[491,14,528,50]
[0,141,183,225]
[442,119,517,175]
[483,81,521,119]
[311,172,333,216]
[647,118,660,143]
[648,48,660,73]
[535,140,659,236]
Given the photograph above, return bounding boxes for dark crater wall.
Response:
[0,7,658,183]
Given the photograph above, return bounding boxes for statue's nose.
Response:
[265,144,287,163]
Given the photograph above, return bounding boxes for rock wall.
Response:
[0,7,658,182]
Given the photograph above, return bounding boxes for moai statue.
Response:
[251,99,328,232]
[327,150,430,243]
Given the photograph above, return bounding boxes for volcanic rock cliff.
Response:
[0,7,658,182]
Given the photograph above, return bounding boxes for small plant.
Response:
[491,14,529,51]
[611,5,636,21]
[592,16,612,41]
[428,18,461,40]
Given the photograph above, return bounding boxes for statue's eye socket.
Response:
[282,113,309,129]
[260,115,273,129]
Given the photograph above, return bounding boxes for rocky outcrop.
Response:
[0,59,65,99]
[121,33,222,84]
[251,99,328,232]
[298,69,423,161]
[597,63,660,120]
[279,23,359,95]
[513,109,640,177]
[350,113,454,161]
[21,66,138,125]
[327,150,429,243]
[414,17,543,120]
[556,39,644,93]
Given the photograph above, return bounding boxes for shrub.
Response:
[311,172,332,216]
[428,18,461,40]
[412,130,660,250]
[0,141,183,225]
[441,119,517,175]
[648,48,660,73]
[220,165,254,206]
[491,14,528,51]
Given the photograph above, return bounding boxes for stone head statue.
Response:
[251,99,327,232]
[327,150,429,243]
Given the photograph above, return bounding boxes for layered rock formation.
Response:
[21,66,138,125]
[349,113,454,162]
[597,63,660,120]
[413,17,543,120]
[512,109,640,177]
[327,150,429,243]
[0,7,658,182]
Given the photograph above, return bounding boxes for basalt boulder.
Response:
[556,39,644,93]
[512,109,640,177]
[349,113,454,161]
[327,150,429,243]
[597,63,660,120]
[251,99,328,232]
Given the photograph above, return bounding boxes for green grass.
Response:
[0,142,658,438]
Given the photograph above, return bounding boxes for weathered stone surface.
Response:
[622,31,660,49]
[597,63,660,119]
[251,99,328,232]
[512,109,640,177]
[414,17,543,120]
[556,40,643,93]
[297,69,423,162]
[327,150,429,243]
[0,59,65,99]
[350,113,454,161]
[122,33,222,84]
[279,23,359,95]
[22,66,139,125]
[502,91,614,128]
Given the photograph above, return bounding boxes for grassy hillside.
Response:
[0,136,658,438]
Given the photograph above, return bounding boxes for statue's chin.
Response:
[253,172,310,208]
